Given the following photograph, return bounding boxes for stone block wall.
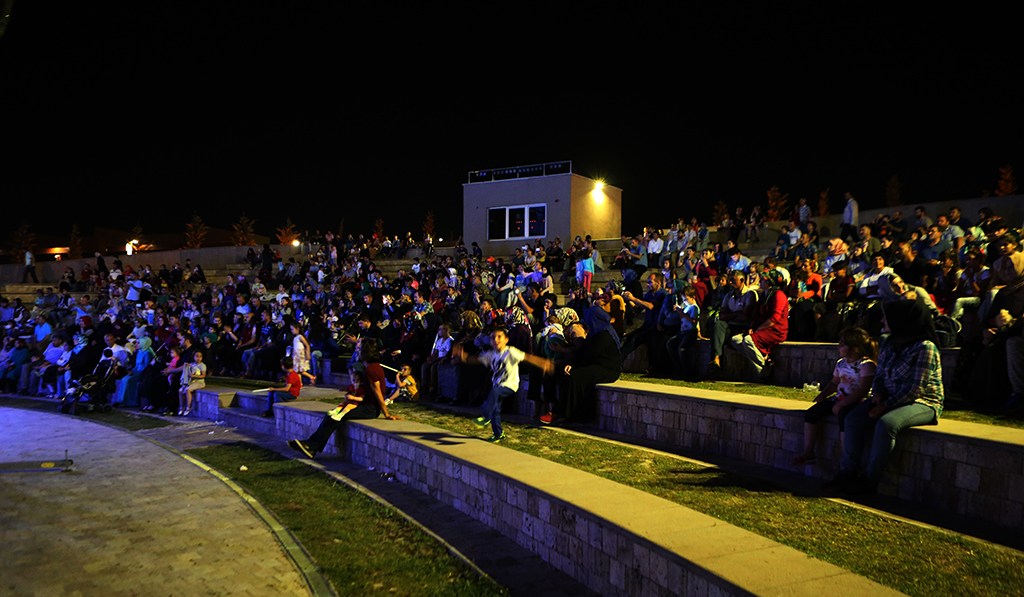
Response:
[597,382,1024,531]
[339,420,824,597]
[227,401,901,596]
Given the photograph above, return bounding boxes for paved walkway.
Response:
[0,407,311,597]
[141,419,598,597]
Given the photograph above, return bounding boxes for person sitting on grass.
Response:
[452,328,555,444]
[288,343,399,459]
[261,357,301,418]
[791,327,877,465]
[823,299,943,495]
[387,363,419,404]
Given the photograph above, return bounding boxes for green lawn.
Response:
[187,442,506,597]
[388,403,1024,597]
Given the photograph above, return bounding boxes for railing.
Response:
[467,160,572,183]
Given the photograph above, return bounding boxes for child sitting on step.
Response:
[261,357,301,418]
[792,327,877,465]
[387,363,419,404]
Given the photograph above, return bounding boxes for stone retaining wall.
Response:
[267,401,900,597]
[597,381,1024,531]
[623,340,959,389]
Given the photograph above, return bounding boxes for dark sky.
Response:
[2,4,1021,244]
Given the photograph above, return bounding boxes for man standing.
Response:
[841,192,859,242]
[22,249,38,283]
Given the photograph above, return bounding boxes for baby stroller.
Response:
[60,359,117,415]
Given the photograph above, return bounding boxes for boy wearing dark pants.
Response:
[262,357,301,418]
[453,328,554,443]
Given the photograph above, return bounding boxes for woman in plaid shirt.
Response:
[824,299,943,495]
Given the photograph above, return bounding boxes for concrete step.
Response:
[219,406,279,434]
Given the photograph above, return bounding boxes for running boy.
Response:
[452,328,555,443]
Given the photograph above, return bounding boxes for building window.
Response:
[487,204,546,240]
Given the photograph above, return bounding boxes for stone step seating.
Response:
[595,379,1024,532]
[190,381,345,435]
[621,340,960,389]
[219,397,904,596]
[2,284,90,305]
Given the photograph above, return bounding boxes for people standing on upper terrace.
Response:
[840,192,859,242]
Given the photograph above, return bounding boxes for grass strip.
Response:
[387,402,1024,597]
[619,373,1024,430]
[0,395,173,431]
[186,442,507,597]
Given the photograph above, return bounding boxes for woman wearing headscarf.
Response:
[824,299,942,495]
[543,306,621,424]
[116,336,157,408]
[730,269,789,378]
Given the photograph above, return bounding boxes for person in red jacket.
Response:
[730,268,789,377]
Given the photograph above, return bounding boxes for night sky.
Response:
[2,4,1021,244]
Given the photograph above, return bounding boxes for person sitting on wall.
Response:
[287,343,400,459]
[729,268,789,378]
[707,270,757,376]
[823,299,943,496]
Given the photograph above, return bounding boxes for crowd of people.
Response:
[2,201,1021,480]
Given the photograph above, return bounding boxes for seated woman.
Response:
[548,307,621,424]
[823,299,943,495]
[730,269,789,377]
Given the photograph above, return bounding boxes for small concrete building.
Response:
[463,161,622,257]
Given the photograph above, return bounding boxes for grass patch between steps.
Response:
[186,442,507,597]
[387,402,1024,597]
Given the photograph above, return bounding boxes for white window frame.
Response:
[487,203,546,241]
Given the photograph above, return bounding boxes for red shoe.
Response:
[539,412,553,425]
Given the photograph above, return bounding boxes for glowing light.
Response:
[292,240,301,246]
[595,181,605,190]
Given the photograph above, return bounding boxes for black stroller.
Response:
[60,358,117,415]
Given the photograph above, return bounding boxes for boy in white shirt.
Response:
[453,329,554,442]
